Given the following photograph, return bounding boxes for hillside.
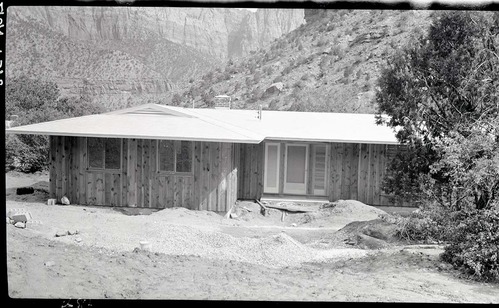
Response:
[6,6,304,110]
[173,9,433,113]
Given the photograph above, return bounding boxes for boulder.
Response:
[55,231,68,237]
[61,196,70,205]
[14,222,26,229]
[264,82,284,95]
[68,230,79,235]
[44,261,55,267]
[11,212,32,223]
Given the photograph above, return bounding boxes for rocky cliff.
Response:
[8,6,305,60]
[6,6,304,109]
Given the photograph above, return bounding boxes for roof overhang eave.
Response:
[263,137,400,145]
[6,129,264,144]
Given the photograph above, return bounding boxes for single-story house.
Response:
[6,103,402,212]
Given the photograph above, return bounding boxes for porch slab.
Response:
[261,195,329,205]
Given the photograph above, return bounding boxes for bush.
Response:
[5,134,48,173]
[392,202,454,243]
[441,206,499,282]
[272,76,283,83]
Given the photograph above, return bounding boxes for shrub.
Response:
[315,38,327,47]
[252,71,262,84]
[5,134,48,173]
[263,66,273,75]
[392,202,455,243]
[293,80,305,90]
[319,56,330,70]
[441,206,499,282]
[268,98,280,110]
[171,93,182,106]
[300,73,311,81]
[281,65,293,76]
[272,76,283,83]
[343,66,354,79]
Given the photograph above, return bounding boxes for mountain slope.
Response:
[173,9,432,113]
[6,6,305,110]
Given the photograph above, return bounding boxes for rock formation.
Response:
[8,6,305,60]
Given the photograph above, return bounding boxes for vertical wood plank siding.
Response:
[328,143,400,206]
[236,141,402,206]
[236,143,264,200]
[48,136,238,212]
[49,136,401,209]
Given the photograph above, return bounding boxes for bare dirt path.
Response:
[7,226,499,302]
[5,171,499,302]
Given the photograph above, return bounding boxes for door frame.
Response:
[283,143,309,195]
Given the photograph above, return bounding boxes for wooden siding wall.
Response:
[236,143,264,200]
[49,136,237,212]
[236,141,401,206]
[329,142,400,206]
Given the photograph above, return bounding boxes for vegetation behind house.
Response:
[5,76,105,172]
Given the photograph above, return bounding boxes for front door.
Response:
[283,144,308,194]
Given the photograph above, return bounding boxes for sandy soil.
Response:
[5,171,499,302]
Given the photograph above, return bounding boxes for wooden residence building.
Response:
[7,104,402,212]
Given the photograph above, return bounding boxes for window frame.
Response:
[86,137,122,171]
[156,140,194,175]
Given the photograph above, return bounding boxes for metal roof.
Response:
[180,107,399,145]
[6,103,399,145]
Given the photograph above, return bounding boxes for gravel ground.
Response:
[9,201,372,268]
[7,171,499,302]
[3,171,401,267]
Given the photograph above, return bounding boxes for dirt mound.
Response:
[5,181,50,203]
[231,200,390,237]
[340,219,399,241]
[329,219,400,249]
[324,200,387,218]
[295,200,387,227]
[113,207,158,216]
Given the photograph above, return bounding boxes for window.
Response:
[158,140,192,173]
[88,138,121,170]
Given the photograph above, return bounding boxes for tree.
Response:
[375,11,499,207]
[430,118,499,210]
[171,93,182,106]
[6,76,106,172]
[375,11,499,282]
[6,76,60,119]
